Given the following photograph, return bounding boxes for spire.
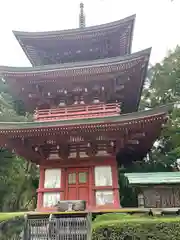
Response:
[79,2,86,28]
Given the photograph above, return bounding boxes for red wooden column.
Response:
[88,166,94,209]
[111,161,120,207]
[37,166,45,210]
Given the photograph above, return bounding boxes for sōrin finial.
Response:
[79,2,86,28]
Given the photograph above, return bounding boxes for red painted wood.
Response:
[78,187,89,202]
[34,103,121,122]
[37,167,44,209]
[111,163,121,207]
[36,158,120,210]
[66,168,89,203]
[89,166,93,207]
[40,157,115,168]
[68,187,77,200]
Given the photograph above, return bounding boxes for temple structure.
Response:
[125,172,180,208]
[0,3,168,211]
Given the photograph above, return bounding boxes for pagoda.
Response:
[0,3,168,211]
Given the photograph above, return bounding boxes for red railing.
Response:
[34,103,121,122]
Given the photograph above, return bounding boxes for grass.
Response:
[0,212,25,222]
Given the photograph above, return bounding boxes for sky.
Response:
[0,0,179,67]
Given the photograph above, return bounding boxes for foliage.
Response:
[0,215,25,240]
[138,46,180,171]
[0,213,25,222]
[0,78,37,212]
[93,213,143,223]
[0,79,32,121]
[0,155,38,212]
[92,215,180,240]
[119,172,138,207]
[119,46,180,206]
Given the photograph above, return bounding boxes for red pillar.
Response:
[112,161,120,208]
[37,166,45,210]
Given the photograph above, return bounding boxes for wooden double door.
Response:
[66,168,89,204]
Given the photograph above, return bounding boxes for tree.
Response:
[0,79,37,212]
[138,46,180,170]
[120,47,180,207]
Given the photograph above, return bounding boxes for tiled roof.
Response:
[0,105,168,131]
[0,48,151,76]
[125,172,180,185]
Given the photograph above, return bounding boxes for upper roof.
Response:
[13,15,135,66]
[124,172,180,185]
[0,48,150,77]
[0,48,151,113]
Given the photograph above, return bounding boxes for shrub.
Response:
[92,216,180,240]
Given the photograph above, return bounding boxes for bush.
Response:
[92,216,180,240]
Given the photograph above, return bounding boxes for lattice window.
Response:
[43,192,60,207]
[96,190,114,205]
[44,169,61,188]
[79,172,87,183]
[94,166,112,186]
[68,173,76,184]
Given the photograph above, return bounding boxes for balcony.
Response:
[34,103,121,122]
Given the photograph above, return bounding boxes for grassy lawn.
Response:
[0,212,25,222]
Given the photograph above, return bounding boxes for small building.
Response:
[125,172,180,208]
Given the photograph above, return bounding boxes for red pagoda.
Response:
[0,3,168,211]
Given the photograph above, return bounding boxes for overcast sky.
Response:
[0,0,179,67]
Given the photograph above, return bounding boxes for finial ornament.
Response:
[79,2,86,28]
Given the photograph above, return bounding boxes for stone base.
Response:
[55,200,86,212]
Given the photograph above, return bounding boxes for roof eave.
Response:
[0,105,169,131]
[0,48,152,76]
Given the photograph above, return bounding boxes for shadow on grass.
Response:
[0,213,25,240]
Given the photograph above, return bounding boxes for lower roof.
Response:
[125,172,180,185]
[0,106,169,164]
[0,105,168,133]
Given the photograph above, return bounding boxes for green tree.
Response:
[139,46,180,170]
[0,79,37,212]
[120,46,180,206]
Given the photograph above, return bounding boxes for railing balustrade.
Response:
[34,103,121,122]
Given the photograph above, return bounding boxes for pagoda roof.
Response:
[13,15,135,66]
[0,106,168,164]
[0,48,151,113]
[0,105,168,135]
[0,48,150,77]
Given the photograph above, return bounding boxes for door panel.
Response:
[78,187,89,202]
[68,187,77,200]
[66,168,89,203]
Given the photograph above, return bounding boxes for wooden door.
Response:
[66,168,89,203]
